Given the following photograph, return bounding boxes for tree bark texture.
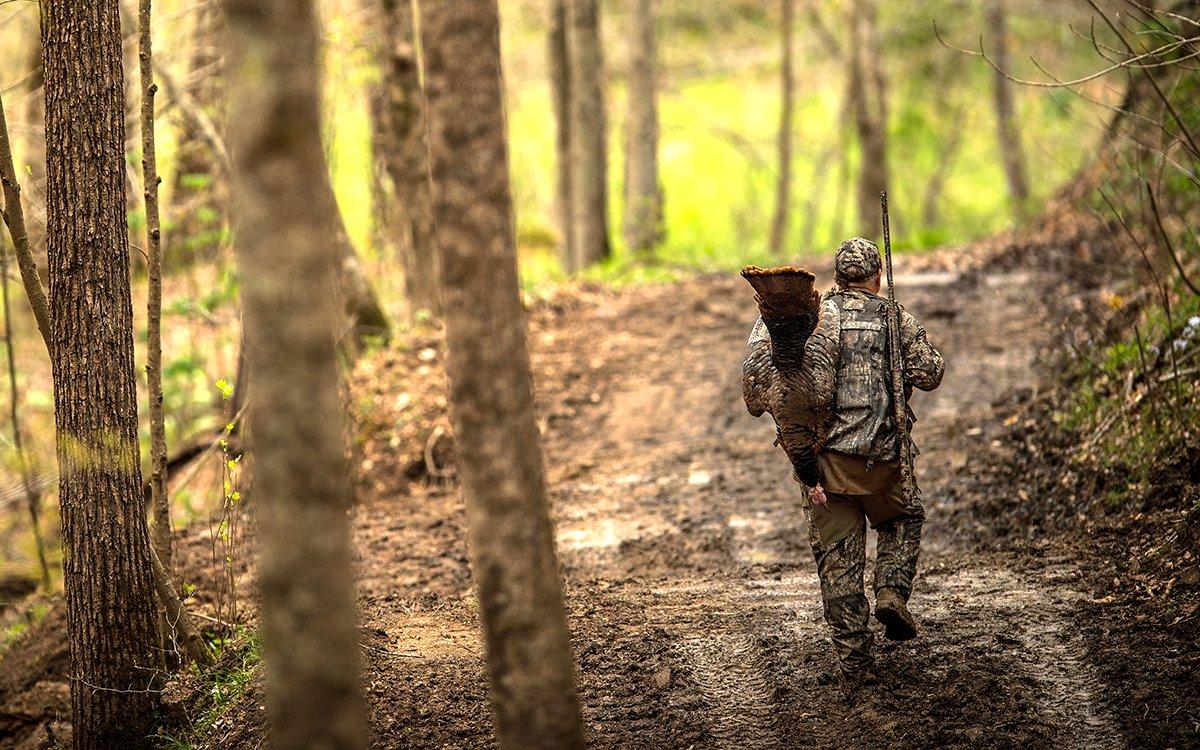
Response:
[848,0,888,238]
[566,0,610,271]
[371,0,441,317]
[139,0,172,573]
[418,1,586,746]
[224,0,368,745]
[768,0,796,255]
[622,0,663,256]
[41,0,164,744]
[548,0,576,269]
[986,0,1030,217]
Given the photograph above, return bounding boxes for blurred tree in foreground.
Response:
[225,0,369,744]
[420,0,586,745]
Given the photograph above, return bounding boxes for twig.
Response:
[1,238,50,588]
[0,91,51,351]
[1145,181,1200,297]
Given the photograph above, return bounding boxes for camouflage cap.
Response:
[834,237,882,284]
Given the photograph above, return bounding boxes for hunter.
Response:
[746,237,944,684]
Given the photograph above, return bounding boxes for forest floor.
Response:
[2,223,1198,749]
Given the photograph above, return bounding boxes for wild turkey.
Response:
[741,265,830,486]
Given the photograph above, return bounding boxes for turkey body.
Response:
[740,266,832,487]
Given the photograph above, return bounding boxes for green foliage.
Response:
[155,631,263,750]
[312,0,1105,287]
[1,601,51,652]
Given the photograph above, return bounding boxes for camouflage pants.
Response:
[804,497,924,672]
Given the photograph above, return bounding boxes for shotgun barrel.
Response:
[881,192,915,502]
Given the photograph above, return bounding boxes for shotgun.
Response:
[880,192,915,502]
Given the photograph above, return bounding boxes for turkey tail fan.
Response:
[741,266,820,368]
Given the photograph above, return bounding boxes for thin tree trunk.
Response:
[567,0,610,270]
[622,0,663,257]
[149,541,213,667]
[332,195,392,346]
[769,0,796,255]
[848,0,888,238]
[987,0,1029,218]
[549,0,575,269]
[139,0,171,573]
[922,115,965,228]
[41,0,164,743]
[372,0,441,318]
[0,92,52,350]
[224,0,369,744]
[418,1,586,746]
[0,243,50,589]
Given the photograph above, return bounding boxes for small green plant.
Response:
[155,630,263,750]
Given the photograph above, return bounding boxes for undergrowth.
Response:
[155,630,263,750]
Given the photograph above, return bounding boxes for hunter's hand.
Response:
[808,484,828,506]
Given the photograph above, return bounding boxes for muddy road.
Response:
[164,247,1141,750]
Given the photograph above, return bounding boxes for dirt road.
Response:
[286,249,1126,750]
[54,243,1141,750]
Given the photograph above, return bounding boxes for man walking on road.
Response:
[745,238,944,684]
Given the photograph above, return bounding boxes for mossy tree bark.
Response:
[224,0,369,744]
[419,0,586,746]
[41,0,164,744]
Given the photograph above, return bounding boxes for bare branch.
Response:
[0,91,51,351]
[1146,181,1200,298]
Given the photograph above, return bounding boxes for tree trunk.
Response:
[622,0,663,257]
[987,0,1029,218]
[41,0,163,744]
[848,0,888,238]
[224,0,369,745]
[138,0,172,573]
[768,0,796,255]
[332,196,392,346]
[922,115,965,228]
[548,0,575,269]
[168,0,226,265]
[371,0,441,318]
[566,0,610,270]
[418,1,586,746]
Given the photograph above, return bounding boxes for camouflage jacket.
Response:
[747,287,944,468]
[816,288,944,462]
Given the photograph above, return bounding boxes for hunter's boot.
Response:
[874,588,917,641]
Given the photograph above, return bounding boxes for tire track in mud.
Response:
[920,567,1124,750]
[676,632,782,749]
